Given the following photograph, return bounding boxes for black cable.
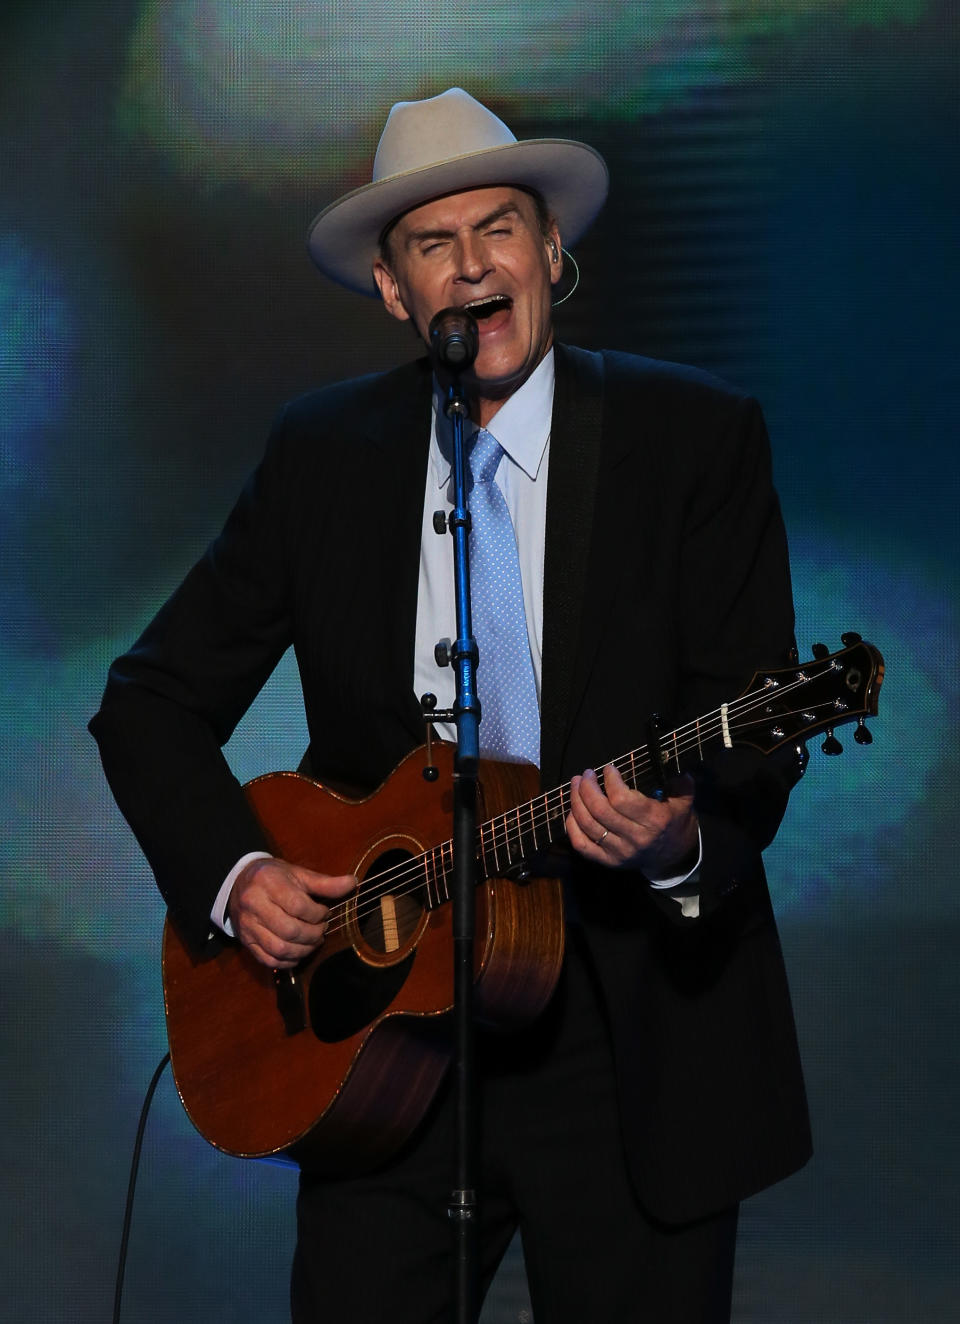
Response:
[113,1052,170,1324]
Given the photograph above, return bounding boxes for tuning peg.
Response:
[821,728,843,755]
[854,717,873,745]
[841,631,862,646]
[812,642,829,659]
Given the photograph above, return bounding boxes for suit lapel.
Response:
[365,359,434,745]
[539,344,606,787]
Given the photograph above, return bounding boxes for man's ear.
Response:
[372,259,412,323]
[547,225,564,288]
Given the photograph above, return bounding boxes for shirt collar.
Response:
[431,347,555,488]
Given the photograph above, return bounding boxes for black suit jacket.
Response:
[91,343,811,1222]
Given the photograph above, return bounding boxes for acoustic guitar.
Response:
[162,635,883,1171]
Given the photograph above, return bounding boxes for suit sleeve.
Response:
[657,390,802,923]
[89,405,302,948]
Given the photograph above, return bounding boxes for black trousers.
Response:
[292,932,738,1323]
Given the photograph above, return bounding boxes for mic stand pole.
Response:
[443,368,481,1324]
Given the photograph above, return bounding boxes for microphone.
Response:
[428,307,479,372]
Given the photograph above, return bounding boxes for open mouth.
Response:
[462,295,513,321]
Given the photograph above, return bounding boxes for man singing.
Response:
[92,88,811,1322]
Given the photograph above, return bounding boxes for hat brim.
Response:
[308,138,609,296]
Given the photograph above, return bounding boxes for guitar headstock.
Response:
[729,634,884,757]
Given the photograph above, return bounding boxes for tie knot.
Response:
[469,427,504,483]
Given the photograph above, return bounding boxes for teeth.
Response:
[463,295,511,319]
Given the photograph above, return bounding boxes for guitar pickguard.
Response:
[308,947,417,1042]
[308,844,429,1042]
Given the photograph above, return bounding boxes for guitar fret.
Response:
[478,821,490,878]
[480,815,496,877]
[538,788,557,847]
[518,802,529,857]
[486,815,500,875]
[430,844,440,904]
[493,818,505,874]
[526,796,540,853]
[535,793,550,846]
[508,806,522,866]
[558,785,570,833]
[440,840,453,902]
[503,810,516,869]
[498,813,511,873]
[434,844,446,908]
[514,800,534,865]
[423,848,435,909]
[505,809,518,867]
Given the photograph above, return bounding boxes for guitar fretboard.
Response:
[324,638,880,931]
[419,731,692,909]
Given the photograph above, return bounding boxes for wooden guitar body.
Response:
[162,742,565,1172]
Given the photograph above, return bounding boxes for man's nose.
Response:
[455,233,490,283]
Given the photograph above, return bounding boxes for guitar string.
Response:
[316,672,844,942]
[321,680,840,940]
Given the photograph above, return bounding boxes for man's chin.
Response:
[466,349,549,404]
[469,373,523,401]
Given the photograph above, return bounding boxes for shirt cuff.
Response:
[646,826,703,891]
[210,851,273,937]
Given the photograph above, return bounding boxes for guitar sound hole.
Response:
[356,849,427,956]
[308,848,425,1044]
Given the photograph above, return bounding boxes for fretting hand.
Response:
[566,764,699,880]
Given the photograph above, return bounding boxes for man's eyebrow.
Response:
[403,203,521,249]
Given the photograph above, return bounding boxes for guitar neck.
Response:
[412,719,713,909]
[438,637,883,896]
[393,637,883,912]
[470,719,709,888]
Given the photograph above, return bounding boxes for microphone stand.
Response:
[424,307,483,1324]
[443,364,482,1324]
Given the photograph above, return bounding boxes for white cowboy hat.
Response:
[308,87,609,296]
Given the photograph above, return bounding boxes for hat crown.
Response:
[373,88,517,184]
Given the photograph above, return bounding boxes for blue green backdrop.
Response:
[2,2,957,1319]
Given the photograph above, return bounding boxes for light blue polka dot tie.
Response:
[468,427,540,767]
